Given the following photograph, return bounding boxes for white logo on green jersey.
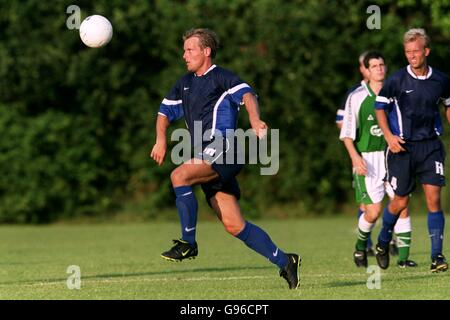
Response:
[370,125,383,137]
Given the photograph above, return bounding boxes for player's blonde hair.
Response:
[183,28,219,59]
[403,28,430,48]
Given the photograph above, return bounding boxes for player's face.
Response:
[404,39,430,69]
[367,58,386,82]
[183,37,210,74]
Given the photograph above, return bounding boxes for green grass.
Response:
[0,215,449,299]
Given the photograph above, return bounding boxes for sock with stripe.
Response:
[236,221,288,269]
[358,208,373,249]
[356,213,375,251]
[394,217,412,262]
[174,186,198,245]
[428,210,445,259]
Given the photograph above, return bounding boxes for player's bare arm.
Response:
[375,109,405,153]
[342,138,367,176]
[150,114,170,166]
[446,106,450,123]
[243,92,268,139]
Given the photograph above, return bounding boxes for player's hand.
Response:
[250,118,268,139]
[386,135,406,153]
[150,141,167,166]
[352,155,367,176]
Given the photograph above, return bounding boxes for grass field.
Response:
[0,215,449,300]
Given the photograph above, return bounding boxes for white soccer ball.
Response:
[79,15,113,48]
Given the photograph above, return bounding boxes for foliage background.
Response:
[0,0,449,223]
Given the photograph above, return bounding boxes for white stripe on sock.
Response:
[358,214,375,233]
[394,217,411,234]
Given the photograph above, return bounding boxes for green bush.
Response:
[0,0,449,222]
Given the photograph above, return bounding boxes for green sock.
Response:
[356,229,370,251]
[396,231,411,262]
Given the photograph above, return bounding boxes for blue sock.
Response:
[358,209,373,249]
[357,209,364,219]
[174,186,198,245]
[428,210,445,259]
[235,221,288,269]
[378,207,399,248]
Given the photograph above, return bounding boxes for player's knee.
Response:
[389,198,408,213]
[170,168,188,186]
[426,195,441,211]
[222,221,242,236]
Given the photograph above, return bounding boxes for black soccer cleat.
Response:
[353,250,368,268]
[161,239,198,262]
[397,260,418,268]
[430,254,448,273]
[279,253,301,289]
[375,244,389,269]
[389,240,399,256]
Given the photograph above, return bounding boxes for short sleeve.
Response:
[158,80,184,122]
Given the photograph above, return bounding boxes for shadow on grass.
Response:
[0,265,273,286]
[326,272,441,288]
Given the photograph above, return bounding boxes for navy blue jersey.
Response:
[158,65,254,144]
[375,66,450,141]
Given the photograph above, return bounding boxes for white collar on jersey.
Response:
[360,80,372,97]
[407,65,433,80]
[194,64,217,77]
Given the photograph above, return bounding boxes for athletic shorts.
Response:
[195,135,244,207]
[353,151,388,205]
[386,138,446,196]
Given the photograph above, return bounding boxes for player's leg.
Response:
[418,139,447,272]
[161,159,219,261]
[375,149,413,269]
[353,151,384,267]
[357,204,374,255]
[374,195,409,269]
[210,191,300,289]
[423,184,447,272]
[386,185,399,257]
[354,201,382,267]
[394,207,417,268]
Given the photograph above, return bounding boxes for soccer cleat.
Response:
[353,250,368,268]
[397,260,418,268]
[375,244,389,269]
[279,253,301,289]
[389,240,399,256]
[161,239,198,262]
[430,254,448,273]
[366,247,375,257]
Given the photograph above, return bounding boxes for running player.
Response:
[150,28,301,288]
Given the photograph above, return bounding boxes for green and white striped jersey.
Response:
[339,82,386,152]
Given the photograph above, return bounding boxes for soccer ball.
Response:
[79,15,113,48]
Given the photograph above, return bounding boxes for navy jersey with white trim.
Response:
[158,65,254,143]
[375,66,450,141]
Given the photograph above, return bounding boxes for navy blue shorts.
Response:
[386,138,446,196]
[195,136,244,207]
